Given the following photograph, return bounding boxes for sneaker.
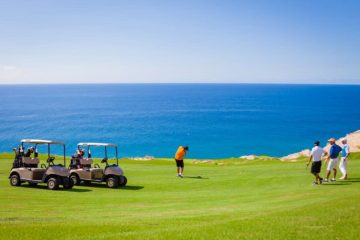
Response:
[319,179,323,184]
[177,174,183,178]
[313,181,318,185]
[330,178,336,182]
[323,179,329,182]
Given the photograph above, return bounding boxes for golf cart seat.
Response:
[23,157,39,168]
[80,158,92,168]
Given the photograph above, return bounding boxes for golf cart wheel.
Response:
[118,176,127,187]
[63,177,74,189]
[28,182,38,187]
[47,177,59,190]
[10,174,21,186]
[106,177,119,188]
[70,174,80,185]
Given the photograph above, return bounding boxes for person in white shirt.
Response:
[339,138,350,180]
[307,141,327,185]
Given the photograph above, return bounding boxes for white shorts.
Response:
[327,158,338,171]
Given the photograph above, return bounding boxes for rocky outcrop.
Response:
[323,130,360,152]
[239,155,257,160]
[281,130,360,161]
[239,155,277,160]
[130,155,155,161]
[281,149,311,160]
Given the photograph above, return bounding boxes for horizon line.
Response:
[0,82,360,86]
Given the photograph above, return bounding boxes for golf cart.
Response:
[69,142,127,188]
[9,139,74,190]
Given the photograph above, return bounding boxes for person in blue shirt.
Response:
[324,138,342,182]
[339,138,350,180]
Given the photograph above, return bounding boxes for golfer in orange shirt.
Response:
[174,146,189,178]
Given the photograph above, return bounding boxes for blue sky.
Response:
[0,0,359,84]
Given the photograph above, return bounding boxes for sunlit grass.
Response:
[0,153,359,239]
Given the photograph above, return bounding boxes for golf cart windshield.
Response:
[77,142,119,165]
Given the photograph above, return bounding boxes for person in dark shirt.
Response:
[324,138,342,182]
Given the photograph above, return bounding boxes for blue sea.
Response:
[0,84,359,158]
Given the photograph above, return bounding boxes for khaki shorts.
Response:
[327,158,338,171]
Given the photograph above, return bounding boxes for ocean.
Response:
[0,84,359,158]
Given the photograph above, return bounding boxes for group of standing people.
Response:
[307,138,350,185]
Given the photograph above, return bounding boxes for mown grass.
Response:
[0,153,359,240]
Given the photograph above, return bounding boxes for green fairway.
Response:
[1,153,359,240]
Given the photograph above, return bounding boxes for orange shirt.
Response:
[175,146,186,160]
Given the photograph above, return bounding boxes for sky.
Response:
[0,0,359,84]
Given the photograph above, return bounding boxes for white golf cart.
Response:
[69,142,127,188]
[9,139,74,190]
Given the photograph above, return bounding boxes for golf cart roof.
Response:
[21,139,64,145]
[77,142,118,147]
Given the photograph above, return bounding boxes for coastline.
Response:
[2,130,359,161]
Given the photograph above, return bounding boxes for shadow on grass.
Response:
[122,185,144,190]
[183,176,209,180]
[321,182,351,186]
[63,188,93,192]
[343,178,360,183]
[78,183,144,190]
[21,184,92,192]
